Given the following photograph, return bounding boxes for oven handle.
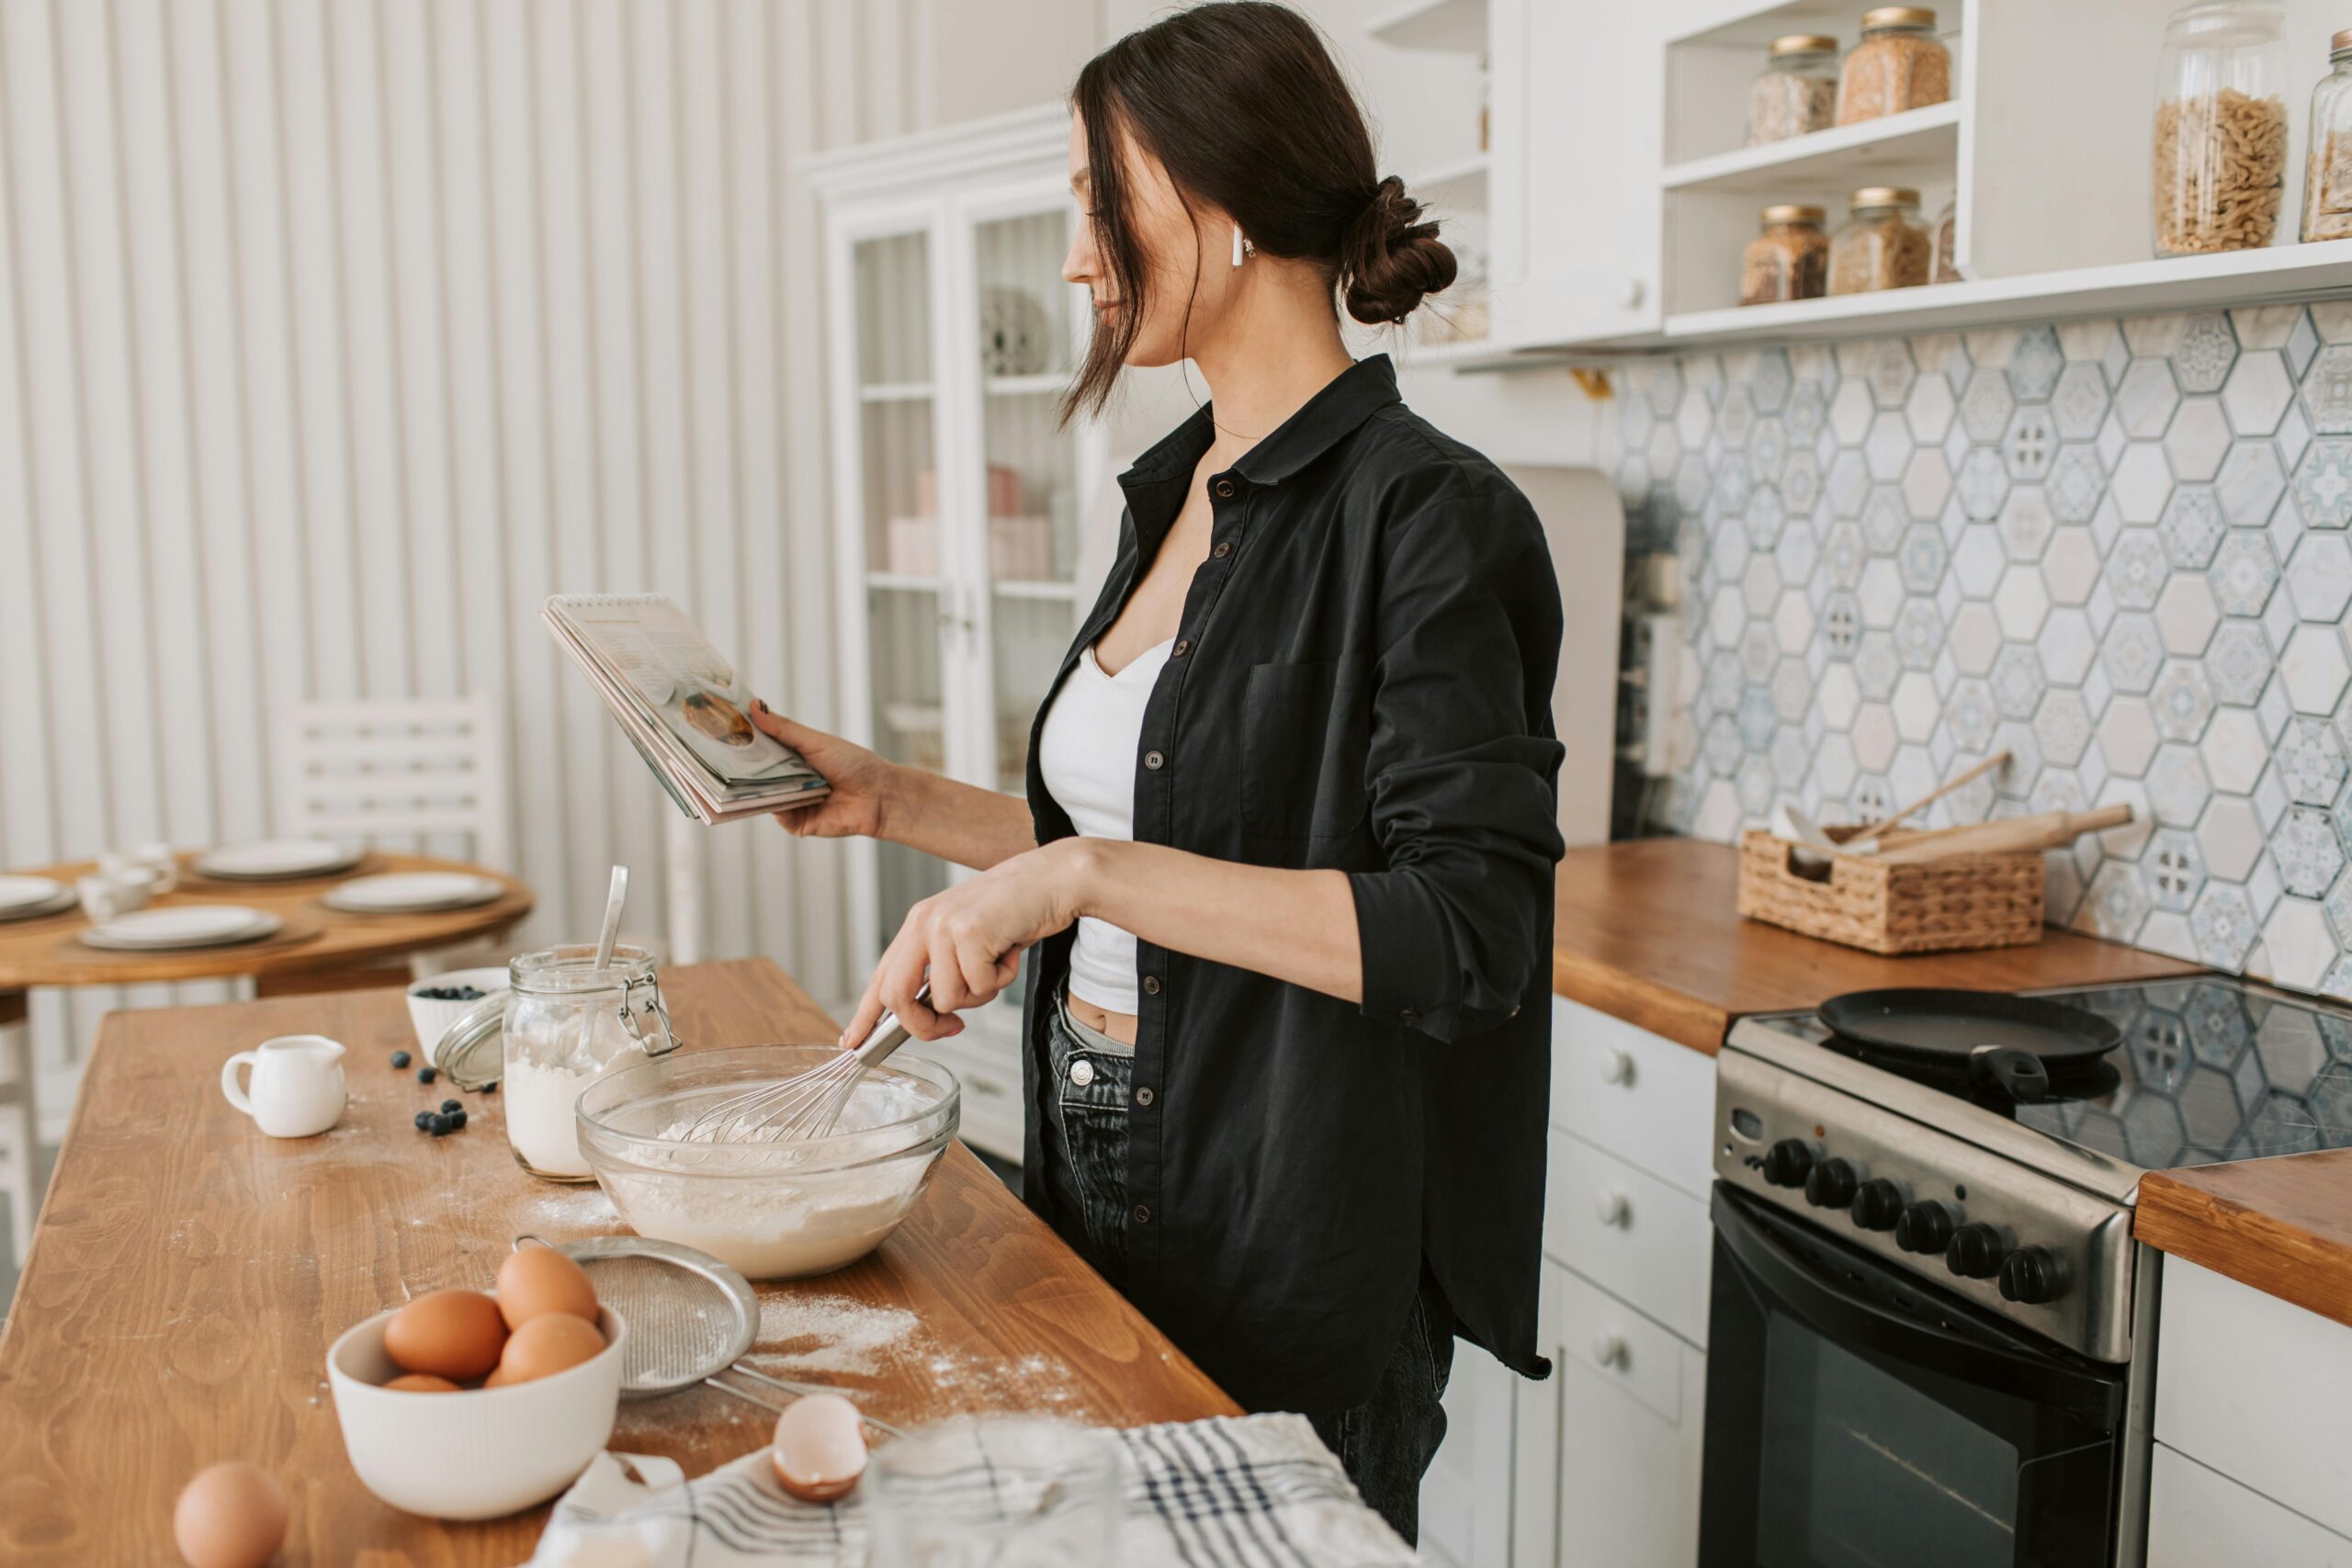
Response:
[1714,1187,2125,1425]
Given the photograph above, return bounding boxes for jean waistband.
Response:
[1054,986,1136,1057]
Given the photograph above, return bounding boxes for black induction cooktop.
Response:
[1770,976,2352,1173]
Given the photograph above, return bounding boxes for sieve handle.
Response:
[847,980,929,1072]
[704,1366,907,1438]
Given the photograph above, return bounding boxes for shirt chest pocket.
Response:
[1241,660,1371,839]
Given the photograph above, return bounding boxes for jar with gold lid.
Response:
[1749,35,1840,144]
[1740,204,1830,306]
[1828,186,1931,294]
[1837,7,1951,125]
[2304,27,2352,240]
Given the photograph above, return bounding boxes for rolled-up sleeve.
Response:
[1348,491,1566,1043]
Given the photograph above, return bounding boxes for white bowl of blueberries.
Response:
[404,967,510,1072]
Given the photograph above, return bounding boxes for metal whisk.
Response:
[677,983,927,1144]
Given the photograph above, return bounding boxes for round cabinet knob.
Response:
[1894,1201,1959,1255]
[1760,1138,1816,1188]
[1620,276,1645,310]
[1945,1223,2007,1279]
[1804,1157,1859,1210]
[1850,1179,1905,1231]
[1598,1047,1634,1086]
[1593,1188,1632,1228]
[1998,1247,2070,1305]
[1591,1331,1629,1369]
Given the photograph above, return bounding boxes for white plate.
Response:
[0,874,64,913]
[80,905,283,951]
[193,839,363,881]
[0,881,75,922]
[322,873,503,914]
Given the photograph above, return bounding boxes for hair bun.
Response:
[1340,175,1457,326]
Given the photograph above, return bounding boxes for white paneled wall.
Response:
[0,0,1095,1142]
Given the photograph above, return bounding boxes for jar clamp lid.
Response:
[1849,186,1923,209]
[436,993,507,1091]
[1860,6,1937,28]
[1769,33,1839,54]
[1762,203,1828,223]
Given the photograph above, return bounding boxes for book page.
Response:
[560,597,820,786]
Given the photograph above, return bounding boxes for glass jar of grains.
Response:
[1741,204,1830,306]
[2302,28,2352,241]
[1836,8,1951,126]
[1931,198,1961,282]
[1748,35,1840,144]
[2154,0,2289,256]
[1828,186,1931,294]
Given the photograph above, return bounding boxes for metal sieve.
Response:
[516,1233,904,1436]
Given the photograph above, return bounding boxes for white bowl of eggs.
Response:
[327,1244,628,1519]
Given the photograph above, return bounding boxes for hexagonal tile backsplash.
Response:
[1615,306,2352,996]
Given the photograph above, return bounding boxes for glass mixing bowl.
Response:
[574,1045,960,1280]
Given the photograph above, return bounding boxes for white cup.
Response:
[221,1034,348,1138]
[127,840,179,894]
[77,869,155,921]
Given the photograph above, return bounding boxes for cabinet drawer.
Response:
[1545,1262,1706,1568]
[2155,1258,2352,1540]
[1550,996,1715,1200]
[1545,1128,1712,1348]
[2149,1443,2352,1567]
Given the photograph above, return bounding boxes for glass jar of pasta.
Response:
[1828,187,1931,294]
[2153,0,2289,256]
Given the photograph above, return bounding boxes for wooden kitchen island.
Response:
[0,959,1236,1563]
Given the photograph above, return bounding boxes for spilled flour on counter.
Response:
[752,1292,920,1375]
[745,1292,1096,1420]
[516,1183,622,1235]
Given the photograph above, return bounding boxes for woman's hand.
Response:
[748,700,900,840]
[841,840,1095,1045]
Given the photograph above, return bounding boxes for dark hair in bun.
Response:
[1063,1,1455,423]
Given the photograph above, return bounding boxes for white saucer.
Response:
[322,873,503,915]
[80,905,283,951]
[0,875,70,919]
[194,839,364,881]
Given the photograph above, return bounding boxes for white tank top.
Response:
[1037,637,1175,1014]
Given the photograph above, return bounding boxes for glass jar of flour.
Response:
[441,944,678,1181]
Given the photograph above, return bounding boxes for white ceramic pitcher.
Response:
[221,1034,348,1137]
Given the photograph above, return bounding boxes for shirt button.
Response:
[1172,639,1191,658]
[1142,975,1161,996]
[1143,750,1164,770]
[1399,1009,1419,1026]
[1213,479,1235,499]
[1132,1204,1153,1224]
[1136,1087,1155,1107]
[1213,541,1232,558]
[1069,1058,1095,1088]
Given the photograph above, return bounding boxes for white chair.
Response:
[275,696,514,979]
[0,993,34,1269]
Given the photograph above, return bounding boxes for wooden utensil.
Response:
[1871,805,2133,864]
[1848,751,2013,844]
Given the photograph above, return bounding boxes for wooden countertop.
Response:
[0,959,1235,1564]
[2139,1153,2352,1328]
[1551,837,2205,1053]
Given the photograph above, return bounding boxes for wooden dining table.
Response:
[0,850,533,1254]
[0,957,1236,1563]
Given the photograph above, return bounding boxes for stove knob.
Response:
[1998,1247,2069,1305]
[1804,1157,1859,1209]
[1946,1223,2007,1279]
[1895,1201,1959,1254]
[1761,1139,1816,1188]
[1849,1179,1905,1231]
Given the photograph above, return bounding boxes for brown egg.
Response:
[383,1289,507,1381]
[489,1311,605,1386]
[381,1373,461,1393]
[173,1461,288,1568]
[495,1245,599,1330]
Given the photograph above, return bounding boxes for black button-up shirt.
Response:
[1020,355,1566,1414]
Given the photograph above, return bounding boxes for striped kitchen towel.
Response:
[526,1412,1424,1567]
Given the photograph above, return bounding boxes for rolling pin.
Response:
[1871,804,2134,864]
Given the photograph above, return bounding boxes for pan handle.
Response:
[1970,1044,2051,1103]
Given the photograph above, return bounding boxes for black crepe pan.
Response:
[1817,987,2123,1104]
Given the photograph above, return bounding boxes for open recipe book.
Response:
[544,593,831,824]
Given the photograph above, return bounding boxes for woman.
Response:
[752,3,1563,1540]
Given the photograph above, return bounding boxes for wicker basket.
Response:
[1736,826,2045,954]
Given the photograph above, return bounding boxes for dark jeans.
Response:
[1039,992,1453,1545]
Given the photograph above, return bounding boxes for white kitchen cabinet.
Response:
[808,107,1110,1163]
[2149,1443,2352,1568]
[1423,1345,1520,1568]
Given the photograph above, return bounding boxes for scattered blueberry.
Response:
[427,1112,454,1135]
[416,1066,437,1085]
[413,1111,433,1131]
[410,985,489,1001]
[447,1109,468,1130]
[481,1080,498,1094]
[440,1099,461,1113]
[390,1050,413,1069]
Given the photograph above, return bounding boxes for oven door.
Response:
[1700,1185,2131,1568]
